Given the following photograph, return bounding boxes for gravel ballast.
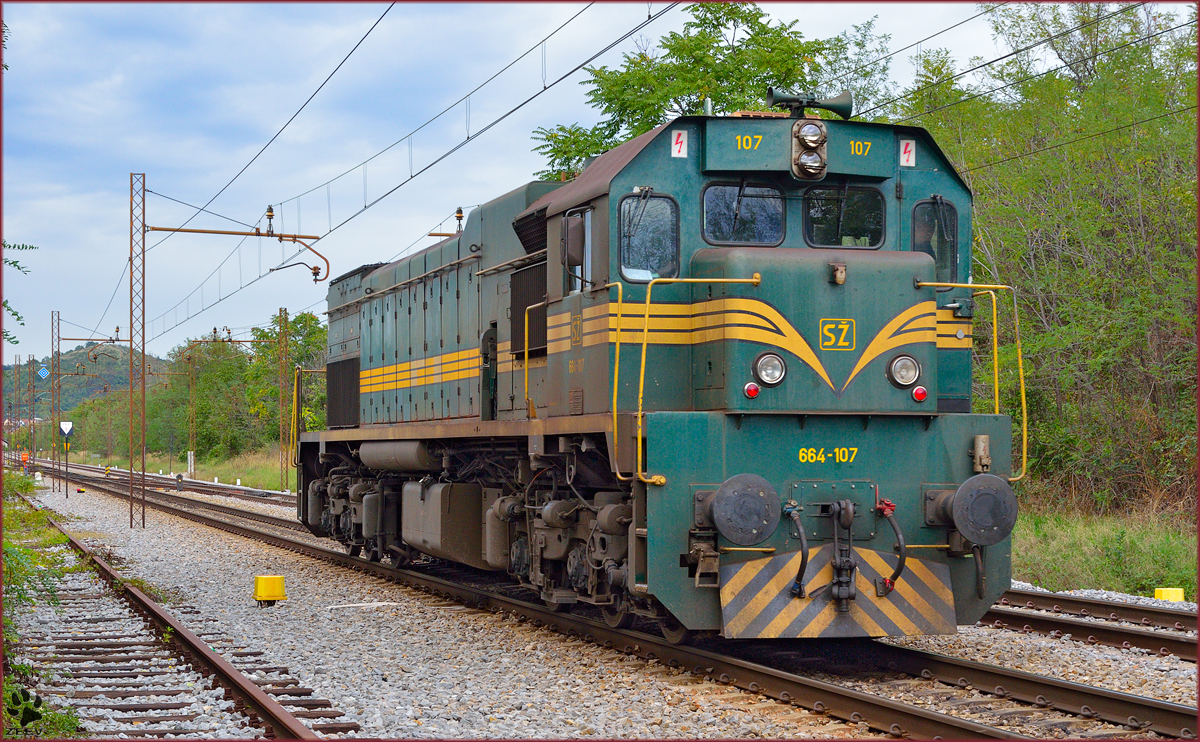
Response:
[31,485,1195,737]
[33,486,880,739]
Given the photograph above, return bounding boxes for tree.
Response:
[3,25,39,345]
[899,3,1196,511]
[2,242,38,345]
[532,4,896,180]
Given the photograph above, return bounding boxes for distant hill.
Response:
[3,343,167,418]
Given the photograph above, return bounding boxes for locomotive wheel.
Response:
[366,547,382,563]
[343,543,362,558]
[544,600,573,613]
[658,615,695,645]
[601,605,635,630]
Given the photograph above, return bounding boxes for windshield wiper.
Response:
[731,178,748,233]
[625,187,654,243]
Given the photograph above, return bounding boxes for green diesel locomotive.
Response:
[296,90,1024,643]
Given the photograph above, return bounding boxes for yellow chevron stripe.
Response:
[755,555,832,638]
[847,596,887,637]
[854,565,920,635]
[723,551,807,637]
[903,557,955,605]
[718,558,771,607]
[841,302,937,391]
[798,602,838,637]
[858,550,951,631]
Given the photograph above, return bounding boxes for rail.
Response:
[24,494,318,740]
[916,282,1028,482]
[52,469,1198,740]
[48,474,1032,739]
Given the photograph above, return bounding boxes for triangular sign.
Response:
[60,421,74,436]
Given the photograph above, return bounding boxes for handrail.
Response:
[973,290,1001,415]
[633,274,762,485]
[344,254,482,307]
[476,249,547,277]
[917,282,1027,483]
[605,282,632,482]
[291,368,325,467]
[523,300,549,419]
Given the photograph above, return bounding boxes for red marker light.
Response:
[744,382,760,399]
[912,386,928,402]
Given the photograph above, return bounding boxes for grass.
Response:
[68,446,295,491]
[1012,506,1197,601]
[2,471,87,738]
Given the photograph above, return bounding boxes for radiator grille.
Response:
[512,209,548,253]
[510,261,547,355]
[327,357,360,428]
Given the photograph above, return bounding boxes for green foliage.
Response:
[1012,505,1196,600]
[2,241,38,345]
[68,312,326,464]
[532,4,897,179]
[902,3,1197,511]
[3,667,86,738]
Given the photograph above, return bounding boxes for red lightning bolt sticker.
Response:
[899,139,916,167]
[671,130,688,158]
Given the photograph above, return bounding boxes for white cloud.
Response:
[5,1,1052,362]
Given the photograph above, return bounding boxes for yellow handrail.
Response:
[291,368,326,467]
[917,282,1027,483]
[519,284,633,481]
[973,290,1001,415]
[633,274,762,485]
[523,300,548,419]
[291,368,302,467]
[604,282,632,482]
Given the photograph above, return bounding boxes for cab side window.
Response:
[911,199,957,283]
[620,193,679,282]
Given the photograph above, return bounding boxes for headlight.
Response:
[797,150,825,174]
[754,353,786,386]
[888,355,920,387]
[796,123,824,148]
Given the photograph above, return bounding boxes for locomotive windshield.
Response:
[803,185,885,248]
[620,193,679,282]
[702,181,784,245]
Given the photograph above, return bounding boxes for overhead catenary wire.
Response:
[818,3,1007,90]
[146,2,395,254]
[859,1,1149,117]
[87,4,394,341]
[147,190,257,230]
[275,3,596,208]
[318,3,681,243]
[961,105,1197,173]
[893,18,1196,124]
[148,3,680,342]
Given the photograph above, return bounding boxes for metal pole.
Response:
[130,173,147,528]
[51,312,61,492]
[26,356,35,467]
[14,355,23,465]
[277,308,289,492]
[187,360,196,478]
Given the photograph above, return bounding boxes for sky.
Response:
[0,2,1062,364]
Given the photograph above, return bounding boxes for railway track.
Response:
[58,466,1199,664]
[39,471,1197,739]
[10,496,360,738]
[27,456,298,506]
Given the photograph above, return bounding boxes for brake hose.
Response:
[876,499,907,596]
[783,502,809,598]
